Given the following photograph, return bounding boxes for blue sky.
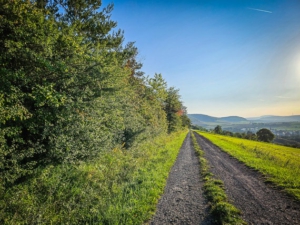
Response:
[103,0,300,117]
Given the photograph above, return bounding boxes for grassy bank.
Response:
[197,131,300,200]
[191,131,246,225]
[0,130,188,224]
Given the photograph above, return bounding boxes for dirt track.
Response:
[194,132,300,225]
[150,133,213,224]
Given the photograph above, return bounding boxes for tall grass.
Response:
[191,132,246,225]
[197,131,300,200]
[0,130,188,224]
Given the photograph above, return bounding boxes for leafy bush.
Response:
[0,130,188,224]
[256,128,275,142]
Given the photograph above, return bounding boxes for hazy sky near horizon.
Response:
[103,0,300,117]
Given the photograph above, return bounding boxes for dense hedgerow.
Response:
[0,0,190,189]
[0,0,190,223]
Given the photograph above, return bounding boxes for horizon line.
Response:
[188,113,300,118]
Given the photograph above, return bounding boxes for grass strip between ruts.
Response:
[191,131,246,225]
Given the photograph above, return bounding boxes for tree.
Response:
[214,125,222,134]
[223,131,233,136]
[256,128,275,142]
[245,131,257,140]
[180,106,191,128]
[164,87,182,133]
[0,0,128,186]
[0,0,190,189]
[235,133,242,138]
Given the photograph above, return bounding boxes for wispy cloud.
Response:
[247,7,272,14]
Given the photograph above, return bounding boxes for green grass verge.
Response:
[191,131,246,225]
[197,131,300,201]
[0,130,188,224]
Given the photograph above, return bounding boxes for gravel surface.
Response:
[194,132,300,225]
[150,133,213,225]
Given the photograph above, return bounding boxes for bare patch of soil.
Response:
[150,133,213,225]
[195,132,300,225]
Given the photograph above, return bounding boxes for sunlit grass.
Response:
[0,130,188,224]
[197,131,300,200]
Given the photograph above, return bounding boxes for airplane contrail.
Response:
[247,7,272,13]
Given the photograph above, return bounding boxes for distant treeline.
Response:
[0,0,190,189]
[192,125,257,140]
[192,124,300,148]
[273,137,300,148]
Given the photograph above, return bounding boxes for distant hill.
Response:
[218,116,248,123]
[189,113,300,131]
[188,114,248,129]
[188,114,247,123]
[188,114,218,123]
[189,114,300,124]
[247,115,300,123]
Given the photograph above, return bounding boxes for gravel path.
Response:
[194,132,300,225]
[150,133,213,225]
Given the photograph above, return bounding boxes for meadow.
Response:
[197,132,300,200]
[0,130,188,224]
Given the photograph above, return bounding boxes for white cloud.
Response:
[247,7,272,14]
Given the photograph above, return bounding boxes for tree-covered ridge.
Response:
[0,0,190,189]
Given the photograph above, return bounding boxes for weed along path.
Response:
[194,132,300,225]
[150,132,213,225]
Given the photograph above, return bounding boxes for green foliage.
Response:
[256,128,275,142]
[244,131,257,140]
[0,0,129,186]
[165,87,186,133]
[191,131,246,225]
[210,127,258,141]
[214,125,222,134]
[181,106,191,128]
[198,132,300,200]
[0,0,190,222]
[191,124,208,131]
[0,0,190,187]
[0,130,188,224]
[211,202,244,225]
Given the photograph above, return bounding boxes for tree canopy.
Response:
[0,0,190,188]
[256,128,275,143]
[214,125,222,134]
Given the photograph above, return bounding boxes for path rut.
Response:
[194,132,300,225]
[150,133,212,225]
